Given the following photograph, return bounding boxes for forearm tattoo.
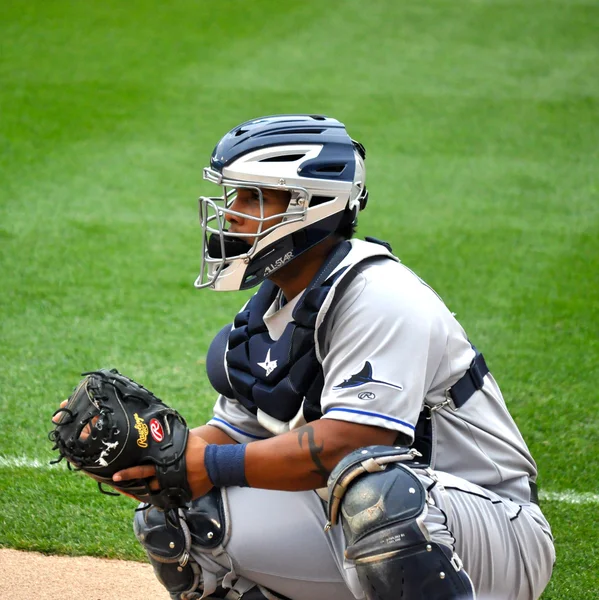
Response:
[296,425,330,482]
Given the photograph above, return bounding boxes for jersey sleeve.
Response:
[207,395,272,443]
[319,261,450,442]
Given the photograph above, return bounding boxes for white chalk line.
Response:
[0,456,53,469]
[540,491,599,505]
[1,456,597,505]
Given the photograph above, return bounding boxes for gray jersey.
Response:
[209,239,537,504]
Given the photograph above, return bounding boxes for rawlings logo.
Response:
[150,418,164,442]
[263,251,293,276]
[134,413,149,448]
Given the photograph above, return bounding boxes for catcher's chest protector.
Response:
[220,271,340,424]
[207,241,392,425]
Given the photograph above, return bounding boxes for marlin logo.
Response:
[333,361,403,391]
[264,251,293,276]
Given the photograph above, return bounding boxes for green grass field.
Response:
[1,0,598,597]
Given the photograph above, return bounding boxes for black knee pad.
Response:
[185,487,228,550]
[134,505,201,598]
[327,446,474,600]
[134,489,281,600]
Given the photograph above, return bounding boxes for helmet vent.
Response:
[234,128,248,137]
[267,128,325,135]
[259,154,306,163]
[315,164,346,174]
[310,195,335,207]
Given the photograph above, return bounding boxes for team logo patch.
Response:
[257,348,278,377]
[133,413,149,448]
[150,418,164,443]
[334,361,403,391]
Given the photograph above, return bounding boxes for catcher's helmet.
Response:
[195,114,368,291]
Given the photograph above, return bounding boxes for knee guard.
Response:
[134,504,202,599]
[327,446,474,600]
[135,489,287,600]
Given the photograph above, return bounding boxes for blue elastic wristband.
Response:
[204,443,249,488]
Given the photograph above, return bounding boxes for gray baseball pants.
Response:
[186,470,555,600]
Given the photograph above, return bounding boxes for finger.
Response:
[52,400,69,424]
[113,464,157,482]
[77,415,99,441]
[113,477,159,498]
[116,484,158,501]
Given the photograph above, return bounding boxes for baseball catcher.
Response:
[50,368,191,511]
[51,115,555,600]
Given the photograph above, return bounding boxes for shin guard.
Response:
[327,446,474,600]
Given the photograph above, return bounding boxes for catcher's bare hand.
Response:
[52,400,97,441]
[52,400,139,500]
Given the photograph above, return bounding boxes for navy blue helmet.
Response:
[195,115,368,291]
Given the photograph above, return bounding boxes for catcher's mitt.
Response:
[49,368,191,511]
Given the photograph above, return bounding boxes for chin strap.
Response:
[207,234,252,259]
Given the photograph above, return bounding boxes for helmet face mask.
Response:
[195,177,309,290]
[194,116,367,291]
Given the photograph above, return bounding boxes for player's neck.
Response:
[269,236,342,301]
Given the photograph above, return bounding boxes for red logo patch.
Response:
[149,418,164,442]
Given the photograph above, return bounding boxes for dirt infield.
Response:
[0,548,167,600]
